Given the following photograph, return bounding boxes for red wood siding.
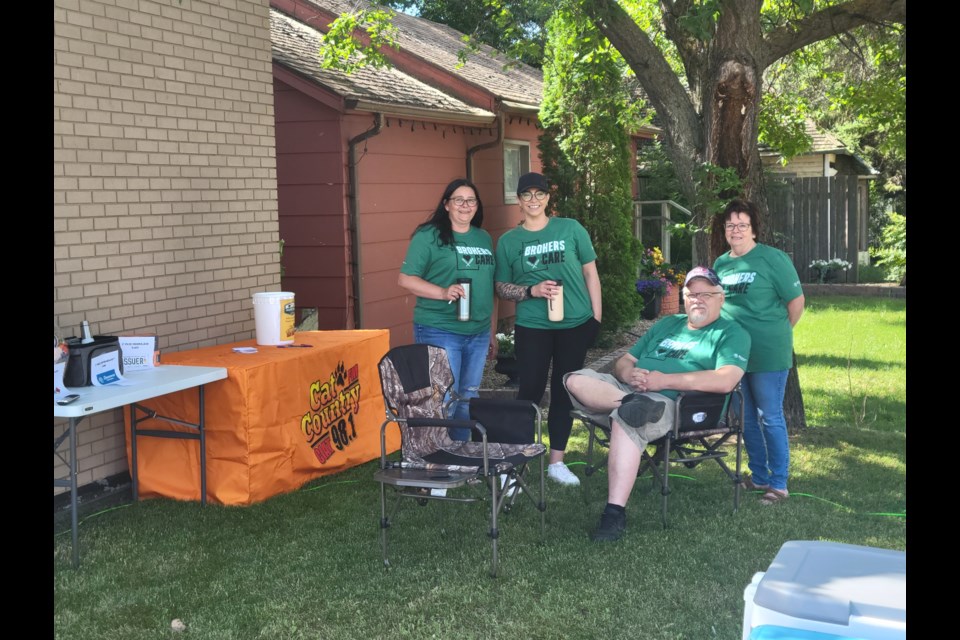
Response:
[274,78,352,328]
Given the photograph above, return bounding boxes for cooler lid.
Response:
[754,541,906,627]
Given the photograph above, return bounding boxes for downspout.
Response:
[347,113,383,329]
[465,110,503,180]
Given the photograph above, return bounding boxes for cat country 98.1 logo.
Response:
[301,361,361,464]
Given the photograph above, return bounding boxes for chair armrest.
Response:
[405,418,486,437]
[674,390,732,436]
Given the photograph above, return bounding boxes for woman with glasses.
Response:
[399,178,497,440]
[711,198,805,505]
[494,172,602,486]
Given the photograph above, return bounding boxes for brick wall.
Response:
[54,0,279,494]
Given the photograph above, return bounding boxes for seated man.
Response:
[564,266,751,542]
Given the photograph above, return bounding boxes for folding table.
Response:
[54,364,227,568]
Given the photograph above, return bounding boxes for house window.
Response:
[503,140,530,203]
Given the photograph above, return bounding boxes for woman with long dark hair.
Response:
[398,178,497,440]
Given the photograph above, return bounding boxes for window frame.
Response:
[503,139,531,204]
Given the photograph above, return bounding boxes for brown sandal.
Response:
[760,488,789,505]
[740,475,770,492]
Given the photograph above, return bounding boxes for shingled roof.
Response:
[760,118,877,176]
[305,0,543,109]
[272,8,495,122]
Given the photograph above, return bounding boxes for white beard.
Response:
[687,306,709,326]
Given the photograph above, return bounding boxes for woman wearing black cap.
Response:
[494,172,602,486]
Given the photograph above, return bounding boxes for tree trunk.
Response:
[784,351,807,433]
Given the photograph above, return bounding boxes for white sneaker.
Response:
[547,462,580,487]
[500,473,523,497]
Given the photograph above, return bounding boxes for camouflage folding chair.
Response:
[375,343,546,577]
[573,385,745,527]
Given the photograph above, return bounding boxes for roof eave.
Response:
[346,99,496,124]
[499,99,540,117]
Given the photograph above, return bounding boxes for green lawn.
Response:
[54,295,905,640]
[794,295,906,432]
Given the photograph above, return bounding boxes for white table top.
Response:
[53,365,228,419]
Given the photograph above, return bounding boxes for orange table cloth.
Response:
[124,330,396,505]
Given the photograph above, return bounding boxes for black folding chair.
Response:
[374,344,546,577]
[573,385,744,527]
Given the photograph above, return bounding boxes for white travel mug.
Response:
[457,278,472,321]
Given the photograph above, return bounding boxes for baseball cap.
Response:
[516,172,549,195]
[683,266,721,287]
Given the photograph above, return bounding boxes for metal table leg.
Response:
[54,417,81,568]
[69,417,79,568]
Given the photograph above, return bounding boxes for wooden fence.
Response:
[767,175,862,283]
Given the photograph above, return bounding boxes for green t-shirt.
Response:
[628,315,751,400]
[713,243,803,372]
[494,217,598,329]
[400,225,495,335]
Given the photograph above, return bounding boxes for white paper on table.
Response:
[119,336,157,371]
[54,361,70,399]
[91,350,133,386]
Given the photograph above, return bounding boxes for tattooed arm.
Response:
[495,281,530,302]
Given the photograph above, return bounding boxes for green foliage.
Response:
[676,0,720,42]
[318,8,400,74]
[764,22,906,214]
[856,263,888,284]
[870,212,905,283]
[758,91,813,162]
[539,7,642,334]
[495,331,516,357]
[388,0,552,67]
[636,140,743,247]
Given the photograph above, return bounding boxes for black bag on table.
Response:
[64,336,124,387]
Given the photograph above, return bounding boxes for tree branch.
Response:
[760,0,906,68]
[582,0,703,156]
[659,0,707,98]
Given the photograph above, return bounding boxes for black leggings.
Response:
[515,317,601,451]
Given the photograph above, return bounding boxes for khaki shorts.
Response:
[563,369,676,452]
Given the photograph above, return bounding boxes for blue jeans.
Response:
[739,369,790,491]
[413,323,490,441]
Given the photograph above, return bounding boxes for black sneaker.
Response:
[590,509,627,542]
[618,396,666,428]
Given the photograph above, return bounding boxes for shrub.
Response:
[870,212,906,283]
[856,263,889,283]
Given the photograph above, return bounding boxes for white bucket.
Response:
[253,292,296,345]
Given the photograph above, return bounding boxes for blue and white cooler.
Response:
[742,541,906,640]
